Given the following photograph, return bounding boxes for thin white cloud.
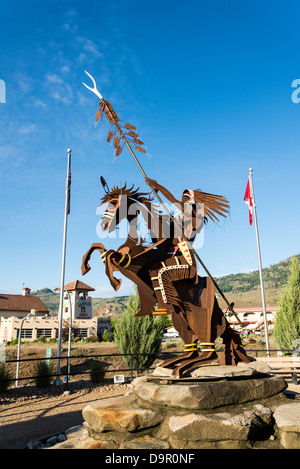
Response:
[33,98,47,108]
[63,8,78,32]
[46,73,63,84]
[18,123,38,134]
[82,38,102,57]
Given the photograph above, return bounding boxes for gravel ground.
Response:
[0,380,130,449]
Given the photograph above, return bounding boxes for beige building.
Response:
[0,282,103,342]
[224,306,279,332]
[0,287,49,321]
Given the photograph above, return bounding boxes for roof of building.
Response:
[222,306,279,313]
[63,279,95,292]
[0,294,49,313]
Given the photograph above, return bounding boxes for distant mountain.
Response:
[31,254,299,315]
[30,288,129,317]
[216,254,300,293]
[31,288,60,315]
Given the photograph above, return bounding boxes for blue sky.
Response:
[1,1,300,298]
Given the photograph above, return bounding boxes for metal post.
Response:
[54,149,71,385]
[15,309,36,387]
[248,168,270,357]
[130,355,133,382]
[66,290,72,387]
[15,316,26,387]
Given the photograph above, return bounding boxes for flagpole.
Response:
[54,148,72,385]
[248,168,270,357]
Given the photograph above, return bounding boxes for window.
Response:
[17,329,33,339]
[36,329,52,338]
[75,328,88,338]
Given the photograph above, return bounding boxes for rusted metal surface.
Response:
[81,182,249,378]
[82,73,249,378]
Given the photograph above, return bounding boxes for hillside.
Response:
[31,254,299,316]
[216,254,300,293]
[31,288,129,318]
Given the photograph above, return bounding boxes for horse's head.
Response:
[99,180,155,234]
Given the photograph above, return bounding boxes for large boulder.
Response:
[132,375,287,410]
[274,402,300,449]
[82,392,163,434]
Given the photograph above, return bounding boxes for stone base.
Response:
[47,365,300,450]
[152,359,272,379]
[133,375,287,410]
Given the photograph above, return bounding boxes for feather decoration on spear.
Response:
[93,89,147,158]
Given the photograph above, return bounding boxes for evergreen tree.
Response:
[273,256,300,351]
[114,291,164,374]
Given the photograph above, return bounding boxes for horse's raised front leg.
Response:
[81,243,107,275]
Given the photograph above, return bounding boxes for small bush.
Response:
[0,364,11,393]
[7,338,19,346]
[101,330,110,342]
[34,361,54,388]
[85,335,99,343]
[89,360,106,384]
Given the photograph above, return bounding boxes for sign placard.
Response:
[114,374,125,384]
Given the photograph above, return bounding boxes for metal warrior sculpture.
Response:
[81,72,249,378]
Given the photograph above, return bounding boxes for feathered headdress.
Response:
[182,189,230,222]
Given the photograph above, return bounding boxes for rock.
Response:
[274,402,300,449]
[76,437,119,449]
[119,436,170,449]
[65,425,88,441]
[191,364,257,378]
[27,439,40,449]
[239,360,272,374]
[152,366,174,377]
[165,404,273,442]
[57,433,66,442]
[153,360,272,379]
[82,393,163,434]
[45,435,58,447]
[133,376,287,410]
[45,439,76,449]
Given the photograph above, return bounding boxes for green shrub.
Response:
[114,291,164,374]
[7,338,19,346]
[274,256,300,352]
[89,360,106,384]
[34,361,54,388]
[0,364,11,393]
[85,335,99,343]
[101,330,110,342]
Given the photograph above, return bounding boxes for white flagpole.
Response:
[248,168,270,357]
[54,148,72,385]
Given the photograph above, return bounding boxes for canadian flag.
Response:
[244,178,253,226]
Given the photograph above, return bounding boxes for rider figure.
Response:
[145,178,206,315]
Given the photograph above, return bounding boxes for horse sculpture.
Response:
[81,179,249,378]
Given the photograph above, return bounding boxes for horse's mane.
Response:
[100,183,164,237]
[100,182,154,208]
